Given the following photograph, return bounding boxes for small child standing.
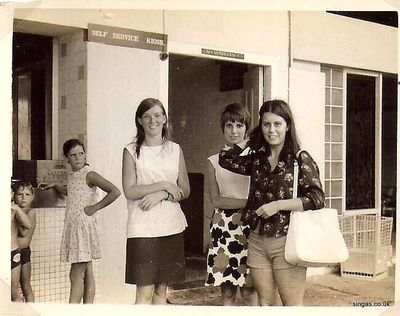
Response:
[14,181,36,302]
[11,189,32,302]
[47,139,121,303]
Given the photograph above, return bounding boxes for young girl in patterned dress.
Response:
[205,103,258,305]
[219,100,325,306]
[49,139,120,303]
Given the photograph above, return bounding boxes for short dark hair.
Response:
[12,181,34,195]
[63,139,86,157]
[220,103,251,133]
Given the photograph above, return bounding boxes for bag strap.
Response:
[293,150,303,199]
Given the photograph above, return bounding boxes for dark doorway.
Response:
[12,32,53,160]
[382,75,397,229]
[168,55,262,256]
[346,74,376,210]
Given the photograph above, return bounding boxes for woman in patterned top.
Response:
[219,99,325,306]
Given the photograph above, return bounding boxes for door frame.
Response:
[342,68,382,215]
[163,41,282,108]
[165,41,281,253]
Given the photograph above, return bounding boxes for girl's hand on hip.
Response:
[255,201,280,219]
[84,205,96,216]
[138,191,165,211]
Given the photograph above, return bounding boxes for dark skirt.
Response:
[125,232,185,286]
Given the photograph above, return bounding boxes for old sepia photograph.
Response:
[1,1,398,315]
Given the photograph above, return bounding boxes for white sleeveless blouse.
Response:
[125,141,187,238]
[208,149,250,199]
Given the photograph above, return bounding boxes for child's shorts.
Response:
[20,247,31,265]
[11,248,21,270]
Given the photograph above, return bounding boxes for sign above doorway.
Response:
[201,48,244,60]
[87,23,167,52]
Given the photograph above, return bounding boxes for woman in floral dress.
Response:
[205,103,258,306]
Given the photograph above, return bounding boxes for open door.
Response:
[345,73,382,214]
[243,65,263,128]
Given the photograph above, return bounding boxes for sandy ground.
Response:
[167,266,395,307]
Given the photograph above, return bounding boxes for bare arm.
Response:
[255,198,304,219]
[136,147,190,211]
[18,210,36,248]
[176,147,190,201]
[255,151,325,219]
[12,203,32,235]
[206,160,247,209]
[53,184,67,195]
[122,148,177,200]
[84,171,121,216]
[41,183,67,195]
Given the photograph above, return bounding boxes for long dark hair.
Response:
[248,99,300,161]
[134,98,169,158]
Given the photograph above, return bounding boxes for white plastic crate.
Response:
[339,214,393,281]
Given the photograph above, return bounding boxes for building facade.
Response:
[1,5,397,304]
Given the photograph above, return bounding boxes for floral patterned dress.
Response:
[205,153,252,287]
[60,165,101,263]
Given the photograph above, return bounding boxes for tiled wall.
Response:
[58,31,88,158]
[321,67,344,214]
[30,207,99,303]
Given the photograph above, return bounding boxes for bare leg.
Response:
[69,262,88,303]
[240,286,259,306]
[83,261,95,304]
[11,265,23,302]
[136,285,155,304]
[20,262,35,302]
[152,283,167,305]
[221,283,238,306]
[274,267,306,306]
[249,267,280,306]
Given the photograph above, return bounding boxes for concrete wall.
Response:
[0,5,14,286]
[13,10,291,100]
[57,31,88,158]
[13,10,289,58]
[86,42,166,303]
[291,11,397,73]
[289,61,325,180]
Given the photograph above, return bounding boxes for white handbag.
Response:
[284,154,349,267]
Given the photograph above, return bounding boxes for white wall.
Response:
[291,11,397,74]
[289,61,327,277]
[86,42,165,304]
[0,5,14,287]
[13,10,289,58]
[289,61,325,181]
[13,10,291,99]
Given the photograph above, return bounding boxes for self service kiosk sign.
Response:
[87,23,167,52]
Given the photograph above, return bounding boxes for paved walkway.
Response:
[167,264,395,307]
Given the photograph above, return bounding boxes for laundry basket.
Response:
[338,214,393,281]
